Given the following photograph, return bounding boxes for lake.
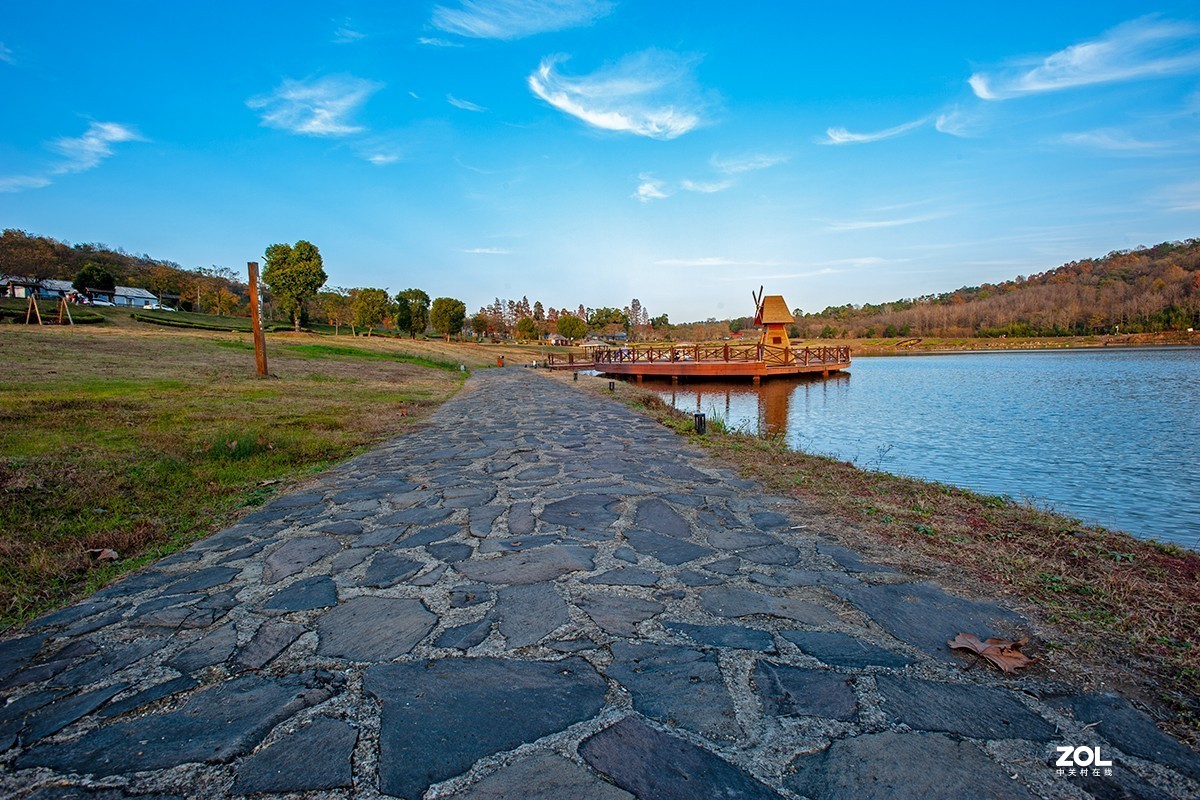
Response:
[648,347,1200,548]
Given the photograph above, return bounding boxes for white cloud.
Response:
[822,117,929,145]
[0,42,14,64]
[1156,180,1200,212]
[1058,129,1168,152]
[529,50,711,140]
[432,0,612,40]
[0,121,144,193]
[333,20,366,44]
[970,16,1200,100]
[710,153,789,174]
[826,213,946,231]
[463,247,512,254]
[418,37,463,47]
[634,177,670,202]
[933,106,984,137]
[681,179,733,194]
[655,256,779,267]
[447,94,486,112]
[366,152,401,166]
[248,75,382,137]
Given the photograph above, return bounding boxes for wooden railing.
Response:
[547,344,851,368]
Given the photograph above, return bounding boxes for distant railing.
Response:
[547,344,851,369]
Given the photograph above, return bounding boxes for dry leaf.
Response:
[87,548,119,562]
[948,632,1036,674]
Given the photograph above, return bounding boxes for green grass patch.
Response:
[280,343,463,371]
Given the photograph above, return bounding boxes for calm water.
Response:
[650,348,1200,548]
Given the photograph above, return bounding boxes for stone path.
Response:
[2,368,1198,799]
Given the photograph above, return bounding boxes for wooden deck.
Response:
[547,343,851,379]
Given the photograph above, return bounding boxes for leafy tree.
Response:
[262,240,327,331]
[430,296,467,340]
[515,316,537,340]
[73,263,116,294]
[396,288,430,339]
[556,314,588,341]
[471,312,488,337]
[650,313,669,329]
[316,288,352,334]
[392,295,411,337]
[353,287,391,336]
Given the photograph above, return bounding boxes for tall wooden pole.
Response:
[248,261,269,377]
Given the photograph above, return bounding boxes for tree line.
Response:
[797,239,1200,339]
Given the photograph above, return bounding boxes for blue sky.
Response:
[3,2,1199,321]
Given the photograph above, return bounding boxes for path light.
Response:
[694,413,707,435]
[609,381,615,392]
[573,372,578,381]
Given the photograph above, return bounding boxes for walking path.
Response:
[2,368,1197,799]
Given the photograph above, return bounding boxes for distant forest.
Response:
[3,229,1198,339]
[795,239,1200,339]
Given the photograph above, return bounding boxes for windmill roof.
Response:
[758,295,794,324]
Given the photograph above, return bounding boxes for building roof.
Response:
[115,285,157,300]
[756,294,794,325]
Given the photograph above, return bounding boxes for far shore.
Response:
[807,330,1200,356]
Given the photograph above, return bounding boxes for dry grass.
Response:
[557,371,1200,742]
[0,321,498,629]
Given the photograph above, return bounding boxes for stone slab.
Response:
[232,716,357,794]
[316,597,436,661]
[455,545,594,584]
[233,622,306,671]
[624,530,713,566]
[876,675,1057,741]
[583,567,660,586]
[665,622,775,652]
[495,583,569,647]
[261,537,342,584]
[448,751,633,800]
[701,587,839,626]
[634,498,691,539]
[261,575,338,612]
[754,662,857,721]
[365,658,606,800]
[577,593,664,637]
[362,552,423,587]
[779,630,913,668]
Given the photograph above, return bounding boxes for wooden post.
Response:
[247,261,268,377]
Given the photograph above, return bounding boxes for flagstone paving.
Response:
[2,367,1197,799]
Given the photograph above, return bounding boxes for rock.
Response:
[701,587,839,626]
[634,498,691,539]
[583,568,660,587]
[20,683,129,744]
[581,717,783,800]
[436,618,493,650]
[817,540,894,573]
[750,511,791,531]
[703,557,742,575]
[539,495,620,530]
[784,731,1039,800]
[97,676,198,719]
[754,662,857,721]
[364,657,606,800]
[232,716,357,793]
[677,570,723,586]
[779,630,913,668]
[455,545,594,584]
[448,751,633,800]
[577,593,664,637]
[428,541,474,563]
[160,566,241,596]
[387,506,455,525]
[613,546,638,564]
[170,623,239,673]
[506,501,536,535]
[261,575,338,612]
[624,530,713,566]
[261,537,342,584]
[478,535,561,553]
[18,673,335,776]
[52,640,163,686]
[28,601,117,630]
[233,622,306,671]
[362,551,424,587]
[443,487,497,508]
[665,622,775,651]
[706,529,779,550]
[470,505,504,537]
[835,581,1028,661]
[740,544,800,566]
[317,519,363,536]
[607,642,739,743]
[395,523,459,548]
[876,675,1056,741]
[316,597,437,661]
[495,584,569,647]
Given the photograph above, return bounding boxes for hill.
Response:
[799,239,1200,339]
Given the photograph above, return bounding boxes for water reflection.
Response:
[648,349,1200,548]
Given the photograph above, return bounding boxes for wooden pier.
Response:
[547,343,851,380]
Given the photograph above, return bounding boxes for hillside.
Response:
[799,239,1200,339]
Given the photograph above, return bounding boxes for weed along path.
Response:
[1,368,1197,799]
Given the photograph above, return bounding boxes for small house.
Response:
[755,295,795,349]
[546,332,569,346]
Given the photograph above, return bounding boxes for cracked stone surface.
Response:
[1,368,1196,799]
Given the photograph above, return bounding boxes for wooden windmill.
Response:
[752,286,795,349]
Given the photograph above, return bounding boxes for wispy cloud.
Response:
[1156,180,1200,212]
[822,116,929,145]
[529,49,712,140]
[0,121,144,193]
[333,20,366,44]
[970,16,1200,100]
[0,42,14,64]
[680,179,733,194]
[1059,129,1169,152]
[462,247,512,254]
[634,175,670,202]
[933,106,984,137]
[447,94,486,112]
[825,212,947,231]
[248,75,382,137]
[432,0,612,40]
[710,153,789,174]
[418,37,464,47]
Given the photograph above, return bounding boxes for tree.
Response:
[397,288,430,338]
[73,263,116,294]
[430,296,467,340]
[353,287,390,336]
[316,288,352,334]
[392,295,411,337]
[262,241,327,331]
[556,314,588,341]
[515,316,537,340]
[470,312,488,338]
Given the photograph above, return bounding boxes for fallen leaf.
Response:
[87,548,119,562]
[948,632,1036,674]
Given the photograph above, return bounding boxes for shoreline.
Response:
[831,330,1200,356]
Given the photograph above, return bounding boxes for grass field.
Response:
[557,371,1200,743]
[0,318,551,630]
